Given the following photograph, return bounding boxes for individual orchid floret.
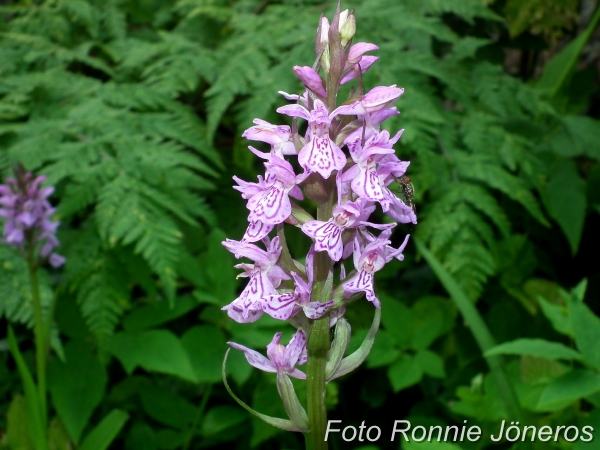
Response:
[234,154,305,242]
[340,56,378,85]
[228,329,308,379]
[340,131,417,224]
[333,85,404,117]
[342,106,400,143]
[222,237,290,323]
[242,119,297,157]
[302,199,393,261]
[347,43,378,65]
[342,230,410,307]
[345,130,403,199]
[262,249,334,320]
[0,167,65,267]
[277,99,346,179]
[293,66,327,98]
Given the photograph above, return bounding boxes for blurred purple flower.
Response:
[0,168,64,267]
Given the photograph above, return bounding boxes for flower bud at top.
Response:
[339,12,356,47]
[316,16,331,72]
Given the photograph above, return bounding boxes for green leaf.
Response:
[571,299,600,370]
[106,330,198,383]
[541,161,586,254]
[122,297,198,332]
[537,6,600,96]
[181,325,228,384]
[201,406,248,437]
[194,229,238,306]
[5,395,33,450]
[485,338,581,361]
[125,422,158,450]
[388,354,423,392]
[7,326,47,450]
[415,350,446,378]
[537,295,572,336]
[414,239,522,420]
[78,409,129,450]
[139,385,196,430]
[537,370,600,411]
[48,340,108,444]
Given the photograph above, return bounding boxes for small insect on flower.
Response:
[397,176,416,215]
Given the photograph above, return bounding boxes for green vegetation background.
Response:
[1,0,599,448]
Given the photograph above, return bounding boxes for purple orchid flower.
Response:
[234,153,305,242]
[293,66,327,98]
[342,230,410,307]
[302,199,394,261]
[340,131,417,224]
[0,171,65,267]
[339,42,379,85]
[262,249,334,320]
[333,85,404,118]
[222,237,290,323]
[242,119,297,157]
[277,99,346,179]
[228,329,308,379]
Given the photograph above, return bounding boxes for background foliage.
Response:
[0,0,599,448]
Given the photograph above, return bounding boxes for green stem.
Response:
[305,316,330,450]
[305,198,335,450]
[26,244,47,431]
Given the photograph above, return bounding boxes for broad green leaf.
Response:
[541,161,586,255]
[410,296,455,350]
[365,329,400,368]
[5,395,33,450]
[380,296,413,348]
[388,354,423,392]
[485,338,581,361]
[125,422,158,450]
[538,296,571,336]
[139,385,196,430]
[181,325,227,384]
[537,6,600,96]
[48,340,108,444]
[520,356,566,384]
[195,229,238,306]
[571,300,600,370]
[122,296,198,332]
[561,116,600,160]
[201,405,248,437]
[415,350,445,378]
[78,409,129,450]
[48,417,71,450]
[106,330,198,383]
[537,370,600,411]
